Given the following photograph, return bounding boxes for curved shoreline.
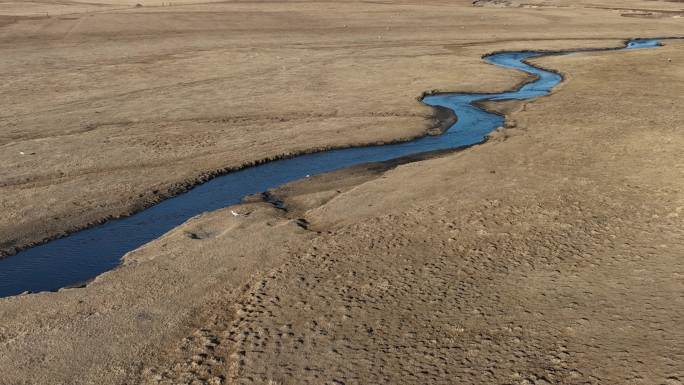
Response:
[0,122,453,259]
[7,36,682,260]
[0,37,675,297]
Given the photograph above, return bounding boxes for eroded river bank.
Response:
[0,38,667,297]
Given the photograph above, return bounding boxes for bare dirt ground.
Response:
[0,0,683,384]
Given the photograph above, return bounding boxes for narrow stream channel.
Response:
[0,38,663,297]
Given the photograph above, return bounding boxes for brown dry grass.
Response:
[0,1,682,384]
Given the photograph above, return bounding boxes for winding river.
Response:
[0,38,663,297]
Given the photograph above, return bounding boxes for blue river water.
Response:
[0,38,662,297]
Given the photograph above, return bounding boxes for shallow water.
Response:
[0,39,661,297]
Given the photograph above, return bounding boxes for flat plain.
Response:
[0,0,682,384]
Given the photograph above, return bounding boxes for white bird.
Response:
[19,151,25,155]
[231,210,240,217]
